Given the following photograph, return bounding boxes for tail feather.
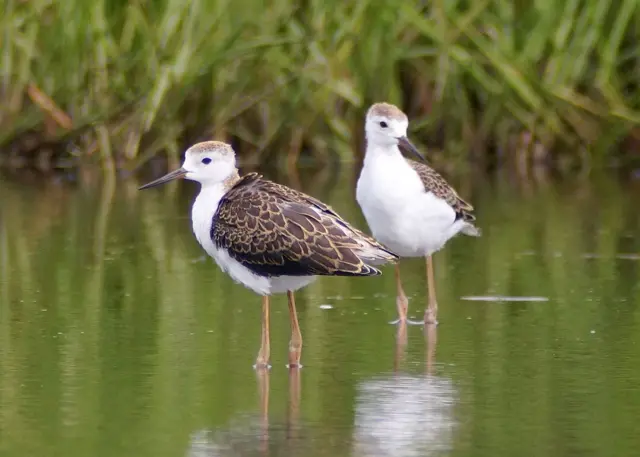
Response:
[356,242,399,265]
[350,227,399,266]
[461,222,481,237]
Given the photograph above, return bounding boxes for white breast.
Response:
[356,147,461,257]
[191,184,316,296]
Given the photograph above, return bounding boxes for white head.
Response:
[364,103,425,161]
[138,141,239,190]
[181,141,237,185]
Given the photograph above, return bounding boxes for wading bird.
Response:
[356,103,480,326]
[139,141,397,368]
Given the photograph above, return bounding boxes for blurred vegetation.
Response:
[2,0,640,172]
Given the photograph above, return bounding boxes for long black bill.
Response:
[138,168,187,190]
[397,136,426,163]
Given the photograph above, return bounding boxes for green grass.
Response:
[2,0,640,171]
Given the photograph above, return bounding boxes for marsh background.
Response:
[2,0,640,172]
[1,1,640,457]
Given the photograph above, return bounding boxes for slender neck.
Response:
[198,168,240,192]
[363,140,403,167]
[192,171,241,245]
[193,169,240,215]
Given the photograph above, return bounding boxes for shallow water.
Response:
[1,166,639,457]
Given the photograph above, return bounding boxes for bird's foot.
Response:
[389,317,424,326]
[287,347,302,369]
[391,295,417,325]
[424,307,439,326]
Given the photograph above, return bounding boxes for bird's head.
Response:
[139,141,238,190]
[364,102,424,162]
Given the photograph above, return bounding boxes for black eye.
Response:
[379,121,388,128]
[201,158,211,165]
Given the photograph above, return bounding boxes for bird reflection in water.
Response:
[186,369,301,457]
[353,324,457,457]
[394,321,437,375]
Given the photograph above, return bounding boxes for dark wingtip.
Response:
[363,265,382,276]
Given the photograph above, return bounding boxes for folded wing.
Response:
[212,174,398,277]
[407,159,476,223]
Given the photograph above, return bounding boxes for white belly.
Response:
[208,246,317,295]
[356,154,464,257]
[191,184,317,296]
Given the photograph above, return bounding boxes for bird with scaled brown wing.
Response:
[139,141,398,369]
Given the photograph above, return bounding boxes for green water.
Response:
[1,166,639,457]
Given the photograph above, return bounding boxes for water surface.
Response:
[1,166,639,457]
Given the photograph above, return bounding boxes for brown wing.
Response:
[211,173,397,277]
[407,159,476,222]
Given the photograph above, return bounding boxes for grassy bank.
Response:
[2,0,640,172]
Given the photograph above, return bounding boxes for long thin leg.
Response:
[287,291,303,368]
[391,262,423,326]
[390,263,408,325]
[255,295,271,369]
[425,255,438,325]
